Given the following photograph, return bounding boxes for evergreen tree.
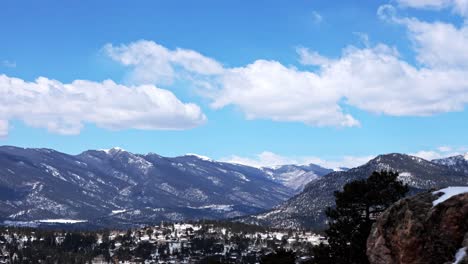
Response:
[311,170,408,264]
[261,249,296,264]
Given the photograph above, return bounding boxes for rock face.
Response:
[367,188,468,264]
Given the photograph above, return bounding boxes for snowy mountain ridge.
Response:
[238,153,468,230]
[0,146,330,228]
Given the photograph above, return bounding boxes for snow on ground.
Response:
[111,209,128,215]
[185,153,213,162]
[234,172,250,182]
[100,147,125,154]
[256,209,281,220]
[398,172,415,186]
[453,247,467,264]
[38,219,87,224]
[432,187,468,206]
[188,204,233,211]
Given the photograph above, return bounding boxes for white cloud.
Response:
[437,146,453,152]
[312,11,323,24]
[402,18,468,69]
[0,120,8,138]
[223,151,296,168]
[201,8,468,125]
[396,0,468,16]
[210,44,468,124]
[353,32,371,47]
[0,75,206,136]
[410,146,466,160]
[104,40,224,85]
[397,0,451,9]
[378,5,468,69]
[301,155,376,169]
[222,146,468,170]
[221,151,374,169]
[2,60,16,68]
[107,19,468,128]
[210,59,360,127]
[297,47,335,66]
[377,4,398,21]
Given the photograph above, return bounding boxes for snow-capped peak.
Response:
[185,153,213,162]
[464,152,468,161]
[100,147,126,154]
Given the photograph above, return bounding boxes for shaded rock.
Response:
[367,188,468,264]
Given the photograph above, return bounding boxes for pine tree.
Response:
[310,170,408,264]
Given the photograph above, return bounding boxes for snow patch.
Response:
[464,153,468,161]
[38,219,87,224]
[234,172,250,182]
[100,147,125,154]
[256,209,281,220]
[126,154,153,174]
[188,204,233,211]
[185,153,213,161]
[41,164,67,182]
[111,209,127,215]
[397,172,422,187]
[432,187,468,206]
[453,247,467,264]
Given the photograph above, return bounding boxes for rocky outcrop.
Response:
[367,188,468,264]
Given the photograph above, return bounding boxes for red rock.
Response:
[367,190,468,264]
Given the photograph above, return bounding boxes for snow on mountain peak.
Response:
[100,147,126,154]
[185,153,213,162]
[464,153,468,161]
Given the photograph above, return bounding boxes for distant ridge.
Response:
[238,153,468,230]
[0,146,329,228]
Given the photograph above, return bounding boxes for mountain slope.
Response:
[0,146,295,227]
[432,153,468,175]
[261,164,333,192]
[239,153,468,230]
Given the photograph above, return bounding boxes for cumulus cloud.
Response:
[377,4,398,21]
[0,75,206,136]
[410,146,467,160]
[437,146,453,152]
[223,152,298,168]
[378,4,468,69]
[221,151,374,169]
[104,40,224,85]
[206,5,468,123]
[210,43,468,124]
[396,0,468,16]
[402,18,468,69]
[297,47,335,66]
[105,12,468,129]
[211,59,360,127]
[0,120,8,138]
[223,146,467,169]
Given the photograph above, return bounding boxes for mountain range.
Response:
[238,153,468,229]
[1,145,467,230]
[0,146,329,228]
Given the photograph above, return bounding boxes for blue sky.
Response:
[1,0,467,168]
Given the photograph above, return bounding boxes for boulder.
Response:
[367,187,468,264]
